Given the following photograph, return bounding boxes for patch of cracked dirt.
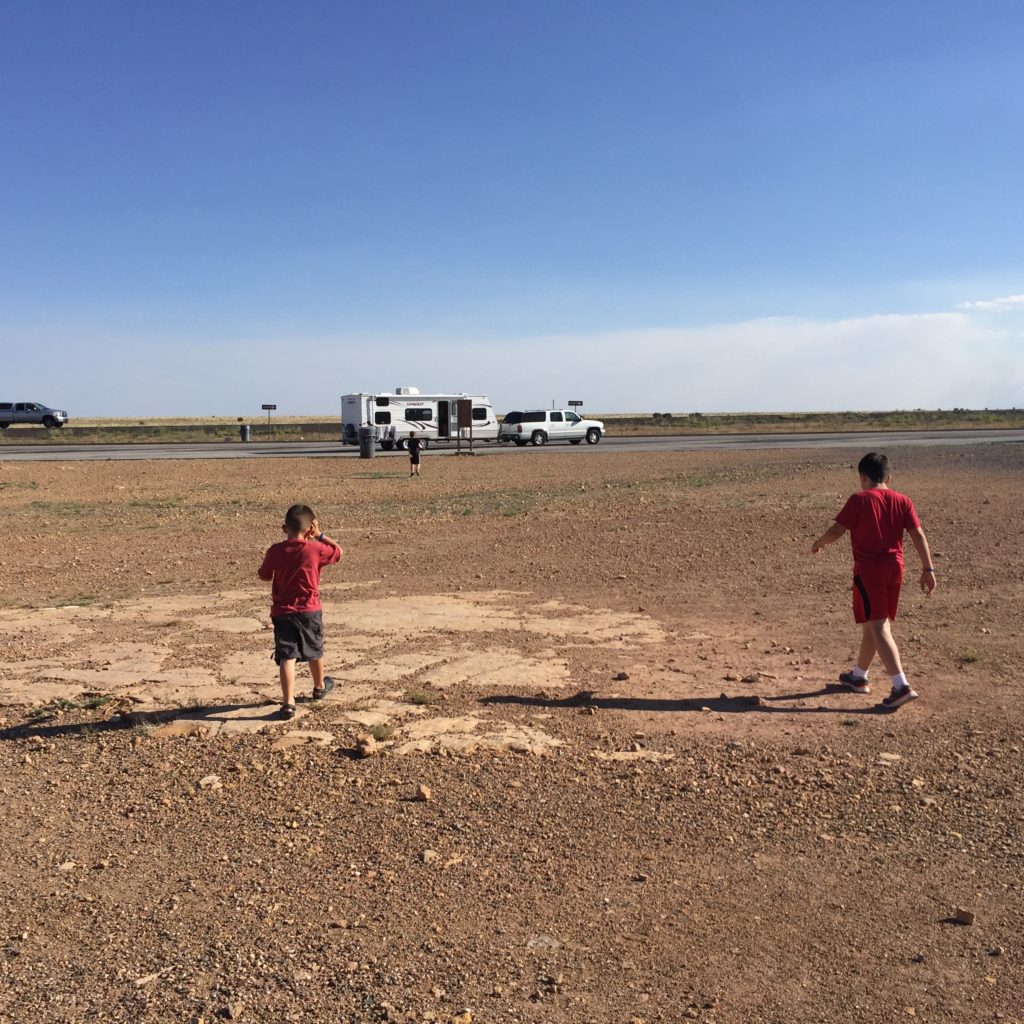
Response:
[0,588,665,755]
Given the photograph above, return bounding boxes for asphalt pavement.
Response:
[0,430,1021,462]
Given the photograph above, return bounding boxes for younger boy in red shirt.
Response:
[812,452,936,709]
[258,504,343,719]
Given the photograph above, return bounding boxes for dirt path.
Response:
[0,446,1021,1022]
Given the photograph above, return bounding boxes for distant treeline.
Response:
[2,408,1022,444]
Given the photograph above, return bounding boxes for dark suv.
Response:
[0,402,69,428]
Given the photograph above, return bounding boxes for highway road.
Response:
[1,429,1021,462]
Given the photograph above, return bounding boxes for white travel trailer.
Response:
[341,387,499,449]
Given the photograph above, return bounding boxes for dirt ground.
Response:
[0,445,1021,1024]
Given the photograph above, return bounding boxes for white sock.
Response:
[851,666,868,681]
[890,672,909,692]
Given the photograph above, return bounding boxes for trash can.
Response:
[358,425,376,459]
[240,424,252,443]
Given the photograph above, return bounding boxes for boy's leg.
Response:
[866,618,903,676]
[838,624,876,691]
[868,618,918,707]
[856,625,877,672]
[308,657,325,690]
[279,658,297,706]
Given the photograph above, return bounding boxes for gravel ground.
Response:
[0,445,1021,1023]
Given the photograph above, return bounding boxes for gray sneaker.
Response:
[838,671,870,694]
[881,685,919,709]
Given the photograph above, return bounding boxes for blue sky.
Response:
[2,1,1022,415]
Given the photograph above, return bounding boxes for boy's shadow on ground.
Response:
[480,685,892,716]
[0,700,281,742]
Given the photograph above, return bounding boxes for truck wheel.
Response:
[531,431,547,446]
[42,416,58,429]
[585,428,601,444]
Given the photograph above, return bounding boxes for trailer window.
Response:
[375,397,390,407]
[375,411,391,425]
[472,407,488,421]
[406,408,433,421]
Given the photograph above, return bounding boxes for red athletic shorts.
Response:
[852,563,903,623]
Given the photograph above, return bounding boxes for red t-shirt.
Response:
[258,539,341,616]
[835,488,920,572]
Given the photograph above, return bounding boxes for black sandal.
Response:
[278,703,297,720]
[310,677,335,702]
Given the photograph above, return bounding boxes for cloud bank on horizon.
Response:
[6,299,1022,417]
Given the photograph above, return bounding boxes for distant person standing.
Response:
[408,431,423,477]
[811,452,936,709]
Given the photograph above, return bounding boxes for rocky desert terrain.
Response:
[0,444,1021,1023]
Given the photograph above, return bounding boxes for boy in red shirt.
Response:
[258,504,343,719]
[812,452,936,709]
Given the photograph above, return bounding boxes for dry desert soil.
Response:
[0,445,1021,1024]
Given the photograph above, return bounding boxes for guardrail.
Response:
[0,422,342,444]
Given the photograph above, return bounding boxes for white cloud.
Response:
[956,294,1024,312]
[4,310,1022,415]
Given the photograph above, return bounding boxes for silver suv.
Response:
[0,402,69,428]
[499,409,604,447]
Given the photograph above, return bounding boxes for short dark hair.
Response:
[284,504,315,534]
[858,452,889,484]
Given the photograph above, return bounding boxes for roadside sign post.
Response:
[261,404,277,438]
[568,400,584,411]
[456,398,475,455]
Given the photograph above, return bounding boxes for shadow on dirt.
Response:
[481,686,892,716]
[0,701,277,742]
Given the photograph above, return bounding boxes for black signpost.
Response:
[455,397,475,455]
[261,404,277,437]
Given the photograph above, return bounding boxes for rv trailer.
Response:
[341,388,499,449]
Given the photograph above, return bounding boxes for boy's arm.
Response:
[257,550,274,581]
[811,522,847,554]
[318,533,343,563]
[307,519,343,564]
[907,526,937,594]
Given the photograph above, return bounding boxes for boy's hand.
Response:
[306,518,320,540]
[920,570,937,595]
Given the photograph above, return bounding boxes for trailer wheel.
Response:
[396,438,408,450]
[381,441,394,451]
[418,437,429,450]
[569,439,582,445]
[531,431,547,446]
[515,439,527,447]
[585,428,602,445]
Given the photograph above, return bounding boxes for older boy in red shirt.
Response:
[812,452,936,709]
[258,504,342,719]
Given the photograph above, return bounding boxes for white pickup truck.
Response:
[498,409,604,446]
